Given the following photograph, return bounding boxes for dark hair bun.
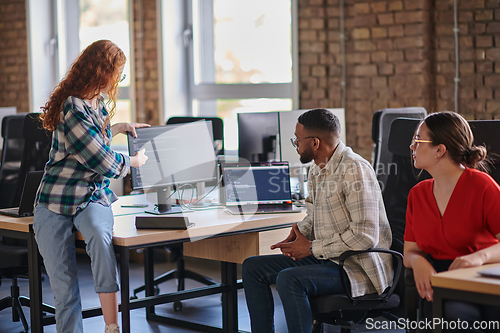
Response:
[463,145,487,167]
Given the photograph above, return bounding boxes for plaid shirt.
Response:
[298,142,393,298]
[35,96,130,216]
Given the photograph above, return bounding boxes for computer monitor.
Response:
[237,112,280,162]
[127,121,217,214]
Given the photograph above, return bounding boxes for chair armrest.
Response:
[338,248,404,303]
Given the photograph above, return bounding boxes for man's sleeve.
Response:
[297,196,314,239]
[310,161,382,259]
[64,99,130,179]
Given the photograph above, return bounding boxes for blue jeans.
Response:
[242,254,344,333]
[33,203,119,333]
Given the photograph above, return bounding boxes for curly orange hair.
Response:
[40,40,126,144]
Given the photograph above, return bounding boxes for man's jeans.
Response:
[242,254,344,333]
[33,203,119,333]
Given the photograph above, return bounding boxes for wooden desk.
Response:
[431,263,500,333]
[0,195,304,333]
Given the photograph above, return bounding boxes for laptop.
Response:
[222,161,301,215]
[478,266,500,279]
[0,170,44,218]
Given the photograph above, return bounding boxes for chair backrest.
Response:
[372,107,427,190]
[381,117,431,319]
[0,114,27,209]
[166,116,224,155]
[468,120,500,185]
[383,117,431,243]
[11,113,52,208]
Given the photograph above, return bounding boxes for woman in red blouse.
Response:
[404,111,500,331]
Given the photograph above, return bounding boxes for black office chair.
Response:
[0,113,54,332]
[309,244,404,333]
[0,113,27,209]
[131,116,223,310]
[469,120,500,185]
[309,117,430,333]
[11,113,52,209]
[0,239,30,333]
[371,107,427,191]
[394,119,500,329]
[381,118,431,330]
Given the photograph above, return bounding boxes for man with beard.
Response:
[242,108,393,333]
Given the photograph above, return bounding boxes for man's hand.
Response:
[270,227,297,250]
[270,223,312,260]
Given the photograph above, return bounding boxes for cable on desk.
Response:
[177,175,224,211]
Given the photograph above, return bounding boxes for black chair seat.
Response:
[309,247,404,333]
[0,244,28,269]
[310,293,400,314]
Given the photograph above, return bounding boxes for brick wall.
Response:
[0,0,29,113]
[298,0,500,160]
[298,0,436,159]
[133,0,161,126]
[2,0,500,159]
[434,0,500,120]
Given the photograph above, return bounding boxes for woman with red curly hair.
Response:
[33,40,148,333]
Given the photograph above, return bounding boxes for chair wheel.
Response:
[130,295,138,300]
[173,301,182,311]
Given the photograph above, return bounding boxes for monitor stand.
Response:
[190,182,211,208]
[145,186,182,215]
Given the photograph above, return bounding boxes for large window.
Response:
[77,0,133,148]
[161,0,298,152]
[192,0,293,85]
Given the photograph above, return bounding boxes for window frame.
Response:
[185,0,299,115]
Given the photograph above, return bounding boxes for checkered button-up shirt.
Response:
[35,96,130,216]
[298,142,393,298]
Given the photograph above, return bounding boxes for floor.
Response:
[0,250,403,333]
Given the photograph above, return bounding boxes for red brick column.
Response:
[0,0,29,113]
[133,0,161,125]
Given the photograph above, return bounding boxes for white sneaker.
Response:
[105,324,120,333]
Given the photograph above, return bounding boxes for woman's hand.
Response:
[111,122,151,138]
[412,258,436,302]
[130,148,148,168]
[449,252,486,271]
[404,241,436,301]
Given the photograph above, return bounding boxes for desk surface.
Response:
[0,215,32,233]
[431,263,500,296]
[0,194,306,248]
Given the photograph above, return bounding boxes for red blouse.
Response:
[404,168,500,260]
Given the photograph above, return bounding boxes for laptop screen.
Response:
[223,162,292,206]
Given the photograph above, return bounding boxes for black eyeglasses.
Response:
[290,135,316,148]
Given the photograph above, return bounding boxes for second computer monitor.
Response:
[237,112,280,162]
[128,121,217,191]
